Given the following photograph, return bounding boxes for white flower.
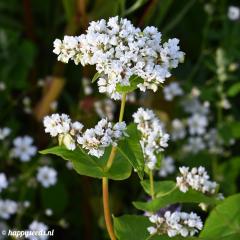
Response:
[204,128,224,154]
[82,77,93,95]
[183,137,205,154]
[53,16,184,99]
[77,119,126,158]
[0,173,8,193]
[12,136,37,162]
[187,114,208,135]
[163,82,183,101]
[37,166,57,188]
[158,156,175,177]
[133,108,169,170]
[0,82,6,91]
[147,211,202,237]
[27,221,48,240]
[0,199,18,219]
[94,99,116,121]
[176,166,218,195]
[171,119,186,140]
[228,6,240,20]
[0,127,11,140]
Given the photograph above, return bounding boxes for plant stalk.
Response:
[102,93,127,240]
[149,170,155,199]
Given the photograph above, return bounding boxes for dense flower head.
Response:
[12,136,37,162]
[43,113,127,158]
[27,221,48,240]
[53,16,184,99]
[133,108,169,170]
[147,211,203,237]
[176,166,218,195]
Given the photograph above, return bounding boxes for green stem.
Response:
[149,170,155,199]
[102,93,127,240]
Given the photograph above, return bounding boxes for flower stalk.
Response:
[102,93,127,240]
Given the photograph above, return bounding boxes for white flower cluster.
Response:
[0,173,8,193]
[147,211,203,237]
[43,114,126,158]
[53,16,184,99]
[37,166,58,188]
[228,6,240,21]
[12,136,37,162]
[133,108,169,170]
[171,119,186,141]
[163,82,183,101]
[77,119,126,157]
[27,221,49,240]
[176,166,218,195]
[0,199,18,219]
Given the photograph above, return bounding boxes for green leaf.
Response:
[92,72,102,83]
[116,75,144,93]
[40,146,132,180]
[227,82,240,97]
[118,124,145,179]
[141,180,176,198]
[200,194,240,240]
[133,188,219,212]
[114,215,199,240]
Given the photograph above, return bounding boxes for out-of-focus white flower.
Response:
[53,17,184,99]
[183,137,205,154]
[228,6,240,20]
[133,108,169,170]
[50,101,58,111]
[0,127,11,140]
[158,156,175,177]
[0,82,6,91]
[163,82,183,101]
[0,199,18,219]
[187,114,208,135]
[182,97,209,115]
[219,98,231,109]
[0,173,8,193]
[12,136,37,162]
[176,166,218,195]
[27,221,48,240]
[171,119,186,140]
[77,119,127,158]
[147,211,202,237]
[82,77,93,95]
[204,128,224,154]
[45,208,53,216]
[36,166,57,188]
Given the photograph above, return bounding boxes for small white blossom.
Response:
[147,211,202,237]
[176,166,218,195]
[12,136,37,162]
[27,221,48,240]
[0,173,8,193]
[228,6,240,20]
[158,156,175,177]
[187,114,208,135]
[0,127,11,140]
[37,166,57,188]
[163,82,183,101]
[0,199,18,219]
[183,137,205,154]
[0,82,6,91]
[94,99,116,121]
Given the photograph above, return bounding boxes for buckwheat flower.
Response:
[171,119,186,141]
[36,166,57,188]
[204,128,224,154]
[147,211,202,237]
[77,119,126,158]
[183,137,205,154]
[133,108,169,170]
[187,114,208,135]
[0,173,8,193]
[182,97,209,115]
[176,166,218,195]
[0,127,11,140]
[27,221,48,240]
[53,16,184,99]
[12,136,37,162]
[158,156,175,177]
[228,6,240,20]
[0,199,18,219]
[163,82,183,101]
